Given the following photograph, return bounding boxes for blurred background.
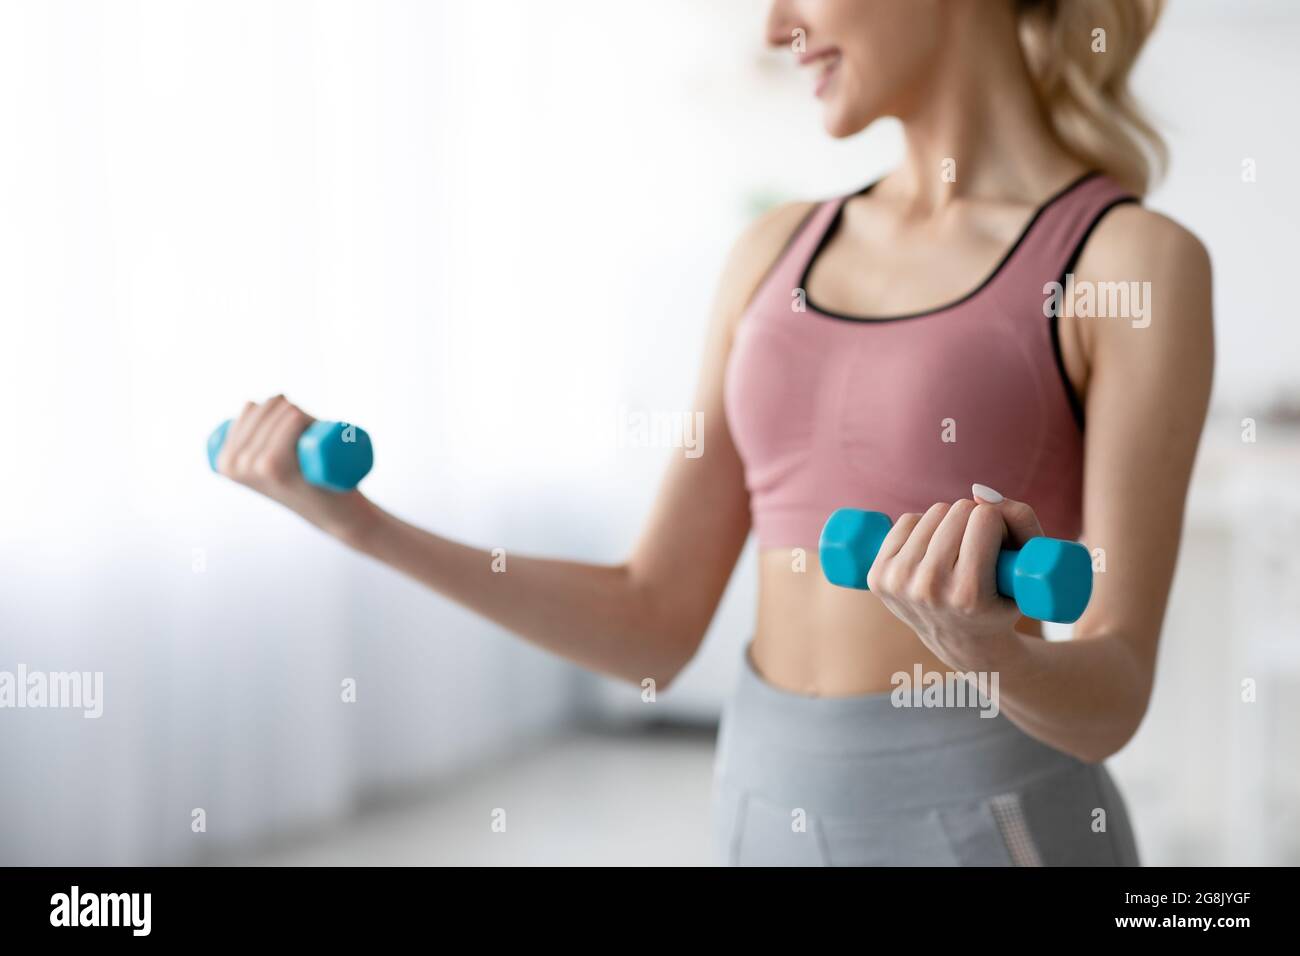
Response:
[0,0,1296,866]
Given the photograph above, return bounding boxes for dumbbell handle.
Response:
[206,418,373,493]
[820,509,1092,624]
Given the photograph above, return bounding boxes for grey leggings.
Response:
[712,644,1141,866]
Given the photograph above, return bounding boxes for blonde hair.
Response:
[1017,0,1167,196]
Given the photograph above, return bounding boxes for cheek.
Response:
[827,11,938,128]
[823,61,882,137]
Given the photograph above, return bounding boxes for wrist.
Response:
[940,625,1026,675]
[329,493,384,552]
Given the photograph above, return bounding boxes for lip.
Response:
[798,46,841,98]
[815,61,838,97]
[798,46,839,67]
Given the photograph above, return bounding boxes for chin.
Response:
[821,99,876,139]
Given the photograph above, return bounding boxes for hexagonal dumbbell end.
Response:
[822,507,1094,624]
[996,537,1093,625]
[295,421,373,492]
[819,508,895,590]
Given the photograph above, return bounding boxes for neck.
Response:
[886,5,1083,211]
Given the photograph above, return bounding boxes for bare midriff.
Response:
[749,548,1042,696]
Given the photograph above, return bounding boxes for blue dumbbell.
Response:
[819,508,1092,624]
[206,418,373,493]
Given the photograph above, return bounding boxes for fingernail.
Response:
[972,483,1003,503]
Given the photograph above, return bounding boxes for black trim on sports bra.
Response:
[798,169,1102,324]
[1048,194,1141,432]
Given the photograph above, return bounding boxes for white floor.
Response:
[237,724,718,867]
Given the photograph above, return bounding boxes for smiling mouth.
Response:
[816,56,840,96]
[799,48,842,97]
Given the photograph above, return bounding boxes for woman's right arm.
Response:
[216,201,814,688]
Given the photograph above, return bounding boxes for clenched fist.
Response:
[865,487,1045,669]
[214,395,375,545]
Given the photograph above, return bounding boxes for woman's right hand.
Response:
[214,395,377,545]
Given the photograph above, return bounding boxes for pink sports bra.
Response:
[722,170,1137,549]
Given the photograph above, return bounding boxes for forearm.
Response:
[341,499,687,687]
[947,629,1150,763]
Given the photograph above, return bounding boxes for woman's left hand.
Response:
[865,484,1043,670]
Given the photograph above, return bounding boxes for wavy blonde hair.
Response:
[1017,0,1167,196]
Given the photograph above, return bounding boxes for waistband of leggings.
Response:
[728,641,1037,756]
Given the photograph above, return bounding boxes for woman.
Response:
[215,0,1212,866]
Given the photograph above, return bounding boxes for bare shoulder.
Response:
[711,200,819,330]
[1079,203,1212,287]
[1075,202,1214,386]
[733,198,821,259]
[1076,203,1213,348]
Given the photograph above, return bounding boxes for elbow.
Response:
[1067,634,1155,764]
[617,641,693,697]
[619,561,709,695]
[1073,705,1149,765]
[1074,736,1131,766]
[651,628,707,695]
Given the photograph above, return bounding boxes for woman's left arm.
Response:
[869,206,1214,763]
[985,207,1215,761]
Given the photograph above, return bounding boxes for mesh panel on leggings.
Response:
[989,793,1044,867]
